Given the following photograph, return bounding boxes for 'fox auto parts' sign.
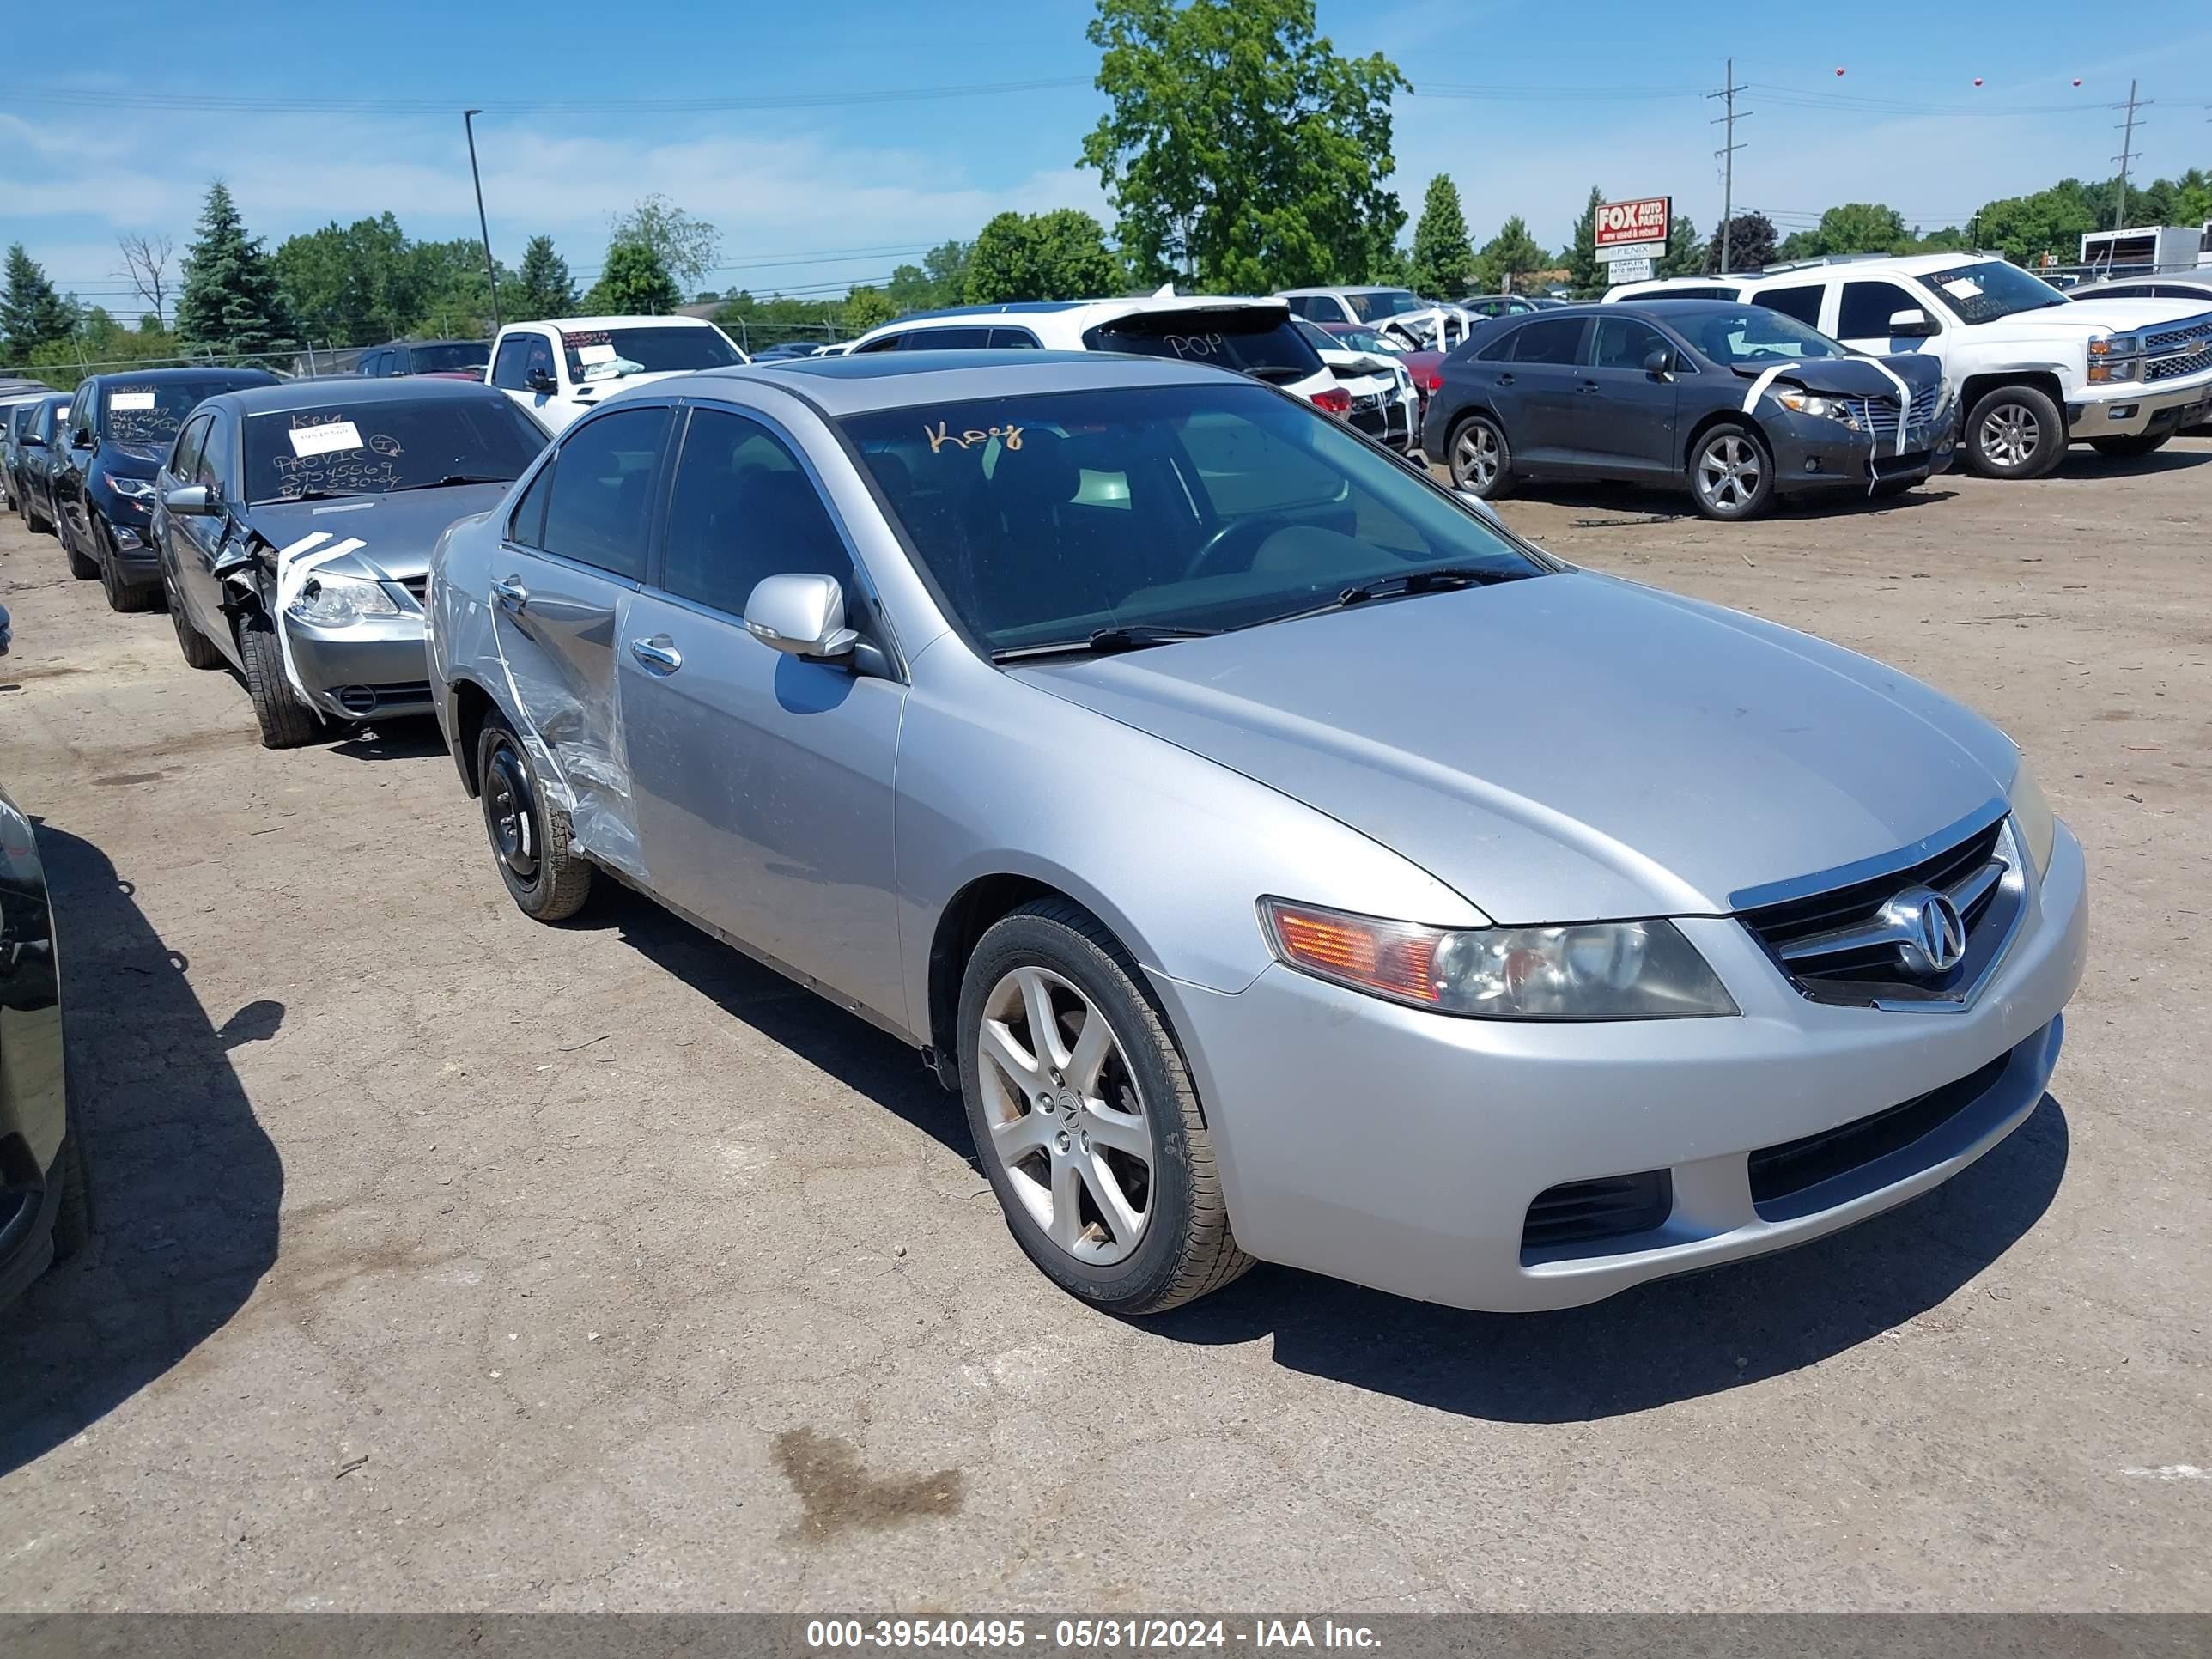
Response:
[1595,197,1670,264]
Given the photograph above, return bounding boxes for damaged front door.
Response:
[489,404,670,878]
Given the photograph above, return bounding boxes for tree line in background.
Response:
[6,0,2209,386]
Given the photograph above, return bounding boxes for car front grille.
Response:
[1843,382,1941,441]
[1747,1050,2010,1215]
[1521,1170,1672,1260]
[1736,813,2018,1007]
[334,682,433,715]
[396,574,428,603]
[2143,313,2212,381]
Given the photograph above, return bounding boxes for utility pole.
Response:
[464,109,502,332]
[1708,59,1752,274]
[2111,80,2149,232]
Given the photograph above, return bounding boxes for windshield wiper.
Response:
[389,473,512,491]
[1249,565,1520,629]
[991,624,1219,662]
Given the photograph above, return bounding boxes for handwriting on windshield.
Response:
[275,415,405,496]
[923,421,1024,454]
[1164,333,1226,359]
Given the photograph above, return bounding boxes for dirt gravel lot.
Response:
[0,441,2206,1613]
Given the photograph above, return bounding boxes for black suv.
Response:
[355,339,490,380]
[51,367,277,611]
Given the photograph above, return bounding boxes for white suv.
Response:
[1607,255,2212,478]
[487,314,750,434]
[842,295,1340,409]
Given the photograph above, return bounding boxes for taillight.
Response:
[1419,369,1444,393]
[1310,386,1352,416]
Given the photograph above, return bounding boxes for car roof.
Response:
[380,337,488,349]
[890,294,1287,328]
[690,349,1253,416]
[1278,285,1410,297]
[507,314,716,331]
[82,366,276,388]
[202,377,514,416]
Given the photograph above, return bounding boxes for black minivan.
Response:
[52,367,276,611]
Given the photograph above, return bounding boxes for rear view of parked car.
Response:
[1425,301,1954,520]
[356,338,492,380]
[50,368,278,611]
[154,378,549,748]
[426,351,2082,1320]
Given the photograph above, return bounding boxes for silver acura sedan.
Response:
[424,350,2086,1317]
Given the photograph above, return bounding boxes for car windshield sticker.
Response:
[576,343,617,366]
[289,419,364,458]
[562,331,611,349]
[109,391,157,411]
[1942,276,1984,300]
[924,420,1024,455]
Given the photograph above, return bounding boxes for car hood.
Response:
[566,368,696,410]
[240,483,514,580]
[1010,572,2019,923]
[1968,297,2209,337]
[1731,355,1943,398]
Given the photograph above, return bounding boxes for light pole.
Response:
[464,109,501,332]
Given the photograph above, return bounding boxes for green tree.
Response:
[1655,213,1705,277]
[509,235,577,321]
[1775,202,1911,263]
[964,209,1122,303]
[609,195,719,288]
[840,286,900,336]
[175,182,297,356]
[1471,215,1545,295]
[1560,186,1607,296]
[1080,0,1407,291]
[1972,182,2103,267]
[2,244,75,364]
[1408,173,1474,298]
[885,239,972,313]
[1704,210,1778,276]
[582,241,681,316]
[1367,243,1413,287]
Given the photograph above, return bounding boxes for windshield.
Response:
[839,383,1544,654]
[100,380,247,447]
[1081,309,1323,386]
[1330,326,1402,355]
[244,398,547,503]
[410,342,489,374]
[1345,289,1423,321]
[560,325,741,384]
[1922,261,2069,325]
[1674,307,1850,365]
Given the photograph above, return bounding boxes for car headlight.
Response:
[106,476,157,500]
[2089,331,2139,359]
[1259,898,1737,1020]
[2009,757,2057,884]
[1778,391,1856,424]
[289,571,400,628]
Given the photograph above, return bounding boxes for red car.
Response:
[1321,322,1445,405]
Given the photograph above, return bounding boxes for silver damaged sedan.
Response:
[424,350,2087,1316]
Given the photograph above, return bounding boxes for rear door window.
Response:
[988,327,1042,349]
[1757,284,1826,326]
[1506,317,1589,364]
[853,333,904,354]
[538,406,670,581]
[1590,318,1671,371]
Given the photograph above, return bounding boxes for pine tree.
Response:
[581,242,680,316]
[1408,174,1474,298]
[512,235,577,321]
[1562,187,1607,296]
[175,182,297,355]
[2,245,75,364]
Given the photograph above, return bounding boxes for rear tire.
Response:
[2089,432,2171,459]
[1964,385,2066,480]
[1688,422,1776,521]
[476,709,593,922]
[239,616,324,749]
[1446,413,1513,499]
[957,898,1252,1316]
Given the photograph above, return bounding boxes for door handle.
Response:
[629,635,682,674]
[1497,373,1516,386]
[1577,380,1600,393]
[489,574,528,610]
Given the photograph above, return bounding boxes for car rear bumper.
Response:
[1150,822,2086,1312]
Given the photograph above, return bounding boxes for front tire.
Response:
[1964,385,2065,479]
[238,616,324,749]
[1446,413,1513,498]
[95,520,159,612]
[2090,432,2171,460]
[164,567,224,668]
[1688,422,1776,521]
[958,899,1251,1316]
[475,709,593,921]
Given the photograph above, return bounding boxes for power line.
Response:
[0,76,1091,117]
[1709,58,1752,275]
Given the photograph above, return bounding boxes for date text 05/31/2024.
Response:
[805,1620,1382,1651]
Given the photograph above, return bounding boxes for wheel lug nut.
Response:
[1055,1130,1072,1152]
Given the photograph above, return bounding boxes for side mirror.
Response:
[1642,347,1675,378]
[70,428,94,450]
[525,368,557,394]
[1887,307,1937,337]
[162,483,217,516]
[743,573,857,659]
[17,433,42,448]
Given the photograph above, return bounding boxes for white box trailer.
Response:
[2077,224,2212,276]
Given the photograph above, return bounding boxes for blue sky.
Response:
[4,0,2208,326]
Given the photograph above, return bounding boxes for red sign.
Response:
[1595,197,1671,249]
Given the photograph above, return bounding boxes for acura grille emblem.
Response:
[1881,886,1967,975]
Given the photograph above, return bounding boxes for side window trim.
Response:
[527,402,673,588]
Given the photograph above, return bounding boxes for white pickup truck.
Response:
[1607,253,2212,479]
[485,314,750,434]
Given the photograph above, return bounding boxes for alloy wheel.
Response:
[1452,422,1502,491]
[1978,403,2039,471]
[975,965,1153,1266]
[1697,434,1763,511]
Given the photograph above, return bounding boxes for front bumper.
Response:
[1152,822,2086,1312]
[2067,378,2212,440]
[1350,387,1420,450]
[1770,407,1954,495]
[285,611,434,721]
[94,487,160,573]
